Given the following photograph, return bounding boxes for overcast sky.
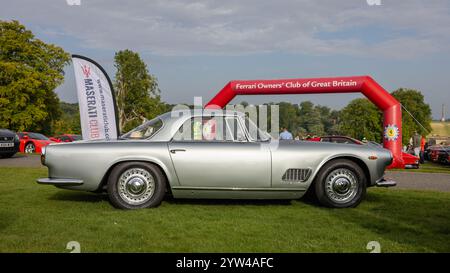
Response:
[1,0,449,119]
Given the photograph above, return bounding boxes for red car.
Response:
[306,135,420,169]
[429,145,450,164]
[17,132,55,154]
[51,134,82,143]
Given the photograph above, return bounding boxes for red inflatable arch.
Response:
[205,76,404,168]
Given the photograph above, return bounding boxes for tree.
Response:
[315,105,340,135]
[391,88,432,144]
[0,20,70,134]
[278,102,301,132]
[259,101,338,137]
[339,98,383,142]
[52,102,81,135]
[114,49,166,133]
[298,101,324,136]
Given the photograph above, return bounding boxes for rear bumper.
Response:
[37,178,83,186]
[375,178,397,187]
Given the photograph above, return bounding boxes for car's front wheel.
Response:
[314,159,366,208]
[107,162,166,209]
[24,142,35,154]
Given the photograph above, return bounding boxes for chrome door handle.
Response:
[170,149,186,154]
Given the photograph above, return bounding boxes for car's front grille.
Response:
[0,136,13,141]
[282,168,311,182]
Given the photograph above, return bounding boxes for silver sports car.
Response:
[37,109,395,209]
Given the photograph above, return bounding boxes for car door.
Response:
[168,115,271,188]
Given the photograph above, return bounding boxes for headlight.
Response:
[40,146,46,165]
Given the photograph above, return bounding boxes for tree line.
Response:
[0,20,432,144]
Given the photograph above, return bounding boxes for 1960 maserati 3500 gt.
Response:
[37,110,395,209]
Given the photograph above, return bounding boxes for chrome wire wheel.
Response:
[324,168,358,204]
[118,168,155,205]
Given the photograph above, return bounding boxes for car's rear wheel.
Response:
[25,142,35,154]
[107,162,166,209]
[314,159,366,208]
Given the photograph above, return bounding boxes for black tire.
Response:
[25,142,35,154]
[107,162,166,209]
[314,159,366,208]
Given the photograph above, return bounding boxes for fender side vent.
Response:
[282,168,311,182]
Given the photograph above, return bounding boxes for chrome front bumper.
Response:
[37,178,84,186]
[375,178,397,187]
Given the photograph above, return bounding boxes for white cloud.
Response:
[1,0,450,58]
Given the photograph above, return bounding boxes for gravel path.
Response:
[0,153,43,168]
[1,154,449,192]
[385,171,450,192]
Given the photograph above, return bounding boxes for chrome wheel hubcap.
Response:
[127,177,146,195]
[118,168,155,205]
[325,168,358,204]
[25,144,34,153]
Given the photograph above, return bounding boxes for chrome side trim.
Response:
[171,186,303,191]
[36,178,84,186]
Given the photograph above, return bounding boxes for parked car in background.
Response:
[310,136,363,145]
[37,110,395,210]
[51,134,82,143]
[18,132,55,154]
[0,129,20,158]
[397,150,420,169]
[306,135,420,169]
[429,145,450,165]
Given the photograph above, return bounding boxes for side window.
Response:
[333,137,349,144]
[173,117,224,142]
[225,117,247,142]
[172,116,247,142]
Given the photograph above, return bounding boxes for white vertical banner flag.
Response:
[72,55,118,141]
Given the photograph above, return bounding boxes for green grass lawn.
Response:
[389,161,450,174]
[0,167,449,253]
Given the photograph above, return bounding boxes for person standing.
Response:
[420,135,426,163]
[412,131,421,157]
[279,127,293,140]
